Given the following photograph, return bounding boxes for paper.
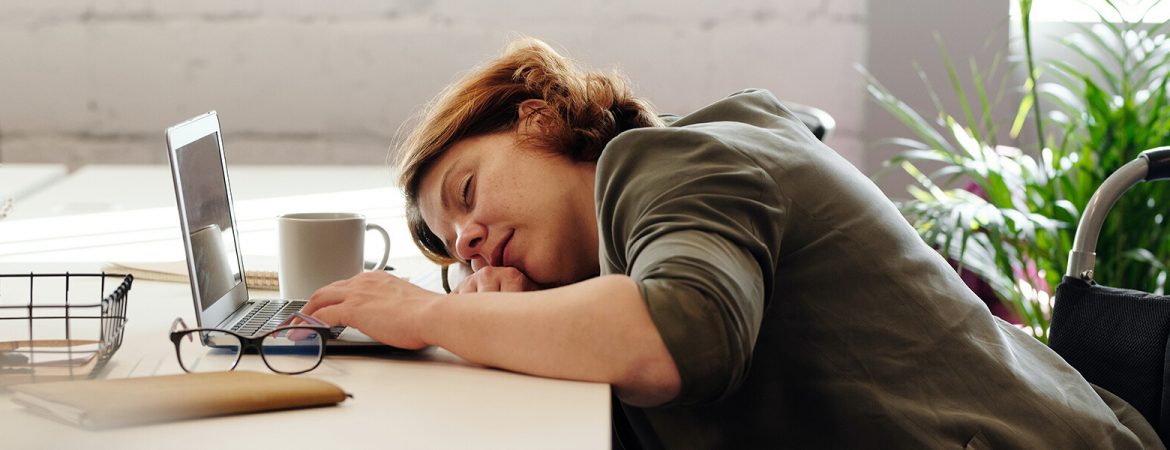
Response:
[0,340,102,385]
[103,261,279,290]
[2,340,98,366]
[10,370,349,429]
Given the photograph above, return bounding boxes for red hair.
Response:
[394,37,661,264]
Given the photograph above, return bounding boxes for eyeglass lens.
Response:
[260,328,325,373]
[174,327,324,374]
[175,330,241,373]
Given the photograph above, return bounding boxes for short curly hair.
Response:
[394,37,661,265]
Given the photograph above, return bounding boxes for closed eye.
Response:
[461,175,473,208]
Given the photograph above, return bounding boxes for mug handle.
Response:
[365,223,391,272]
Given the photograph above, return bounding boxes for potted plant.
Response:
[861,0,1170,342]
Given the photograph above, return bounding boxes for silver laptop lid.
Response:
[165,111,250,328]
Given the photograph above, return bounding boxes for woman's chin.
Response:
[551,272,599,289]
[529,273,569,290]
[525,262,598,289]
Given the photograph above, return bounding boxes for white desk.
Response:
[0,167,611,450]
[1,262,609,450]
[0,164,68,205]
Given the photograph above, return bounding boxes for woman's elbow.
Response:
[615,348,682,407]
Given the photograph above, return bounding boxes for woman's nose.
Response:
[454,223,487,268]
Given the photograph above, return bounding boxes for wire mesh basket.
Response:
[0,272,133,385]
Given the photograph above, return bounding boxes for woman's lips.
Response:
[493,229,514,267]
[502,234,514,267]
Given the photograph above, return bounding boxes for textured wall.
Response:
[0,0,868,170]
[863,0,1012,198]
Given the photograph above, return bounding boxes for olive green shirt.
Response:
[595,89,1161,448]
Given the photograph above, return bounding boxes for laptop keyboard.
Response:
[230,300,345,339]
[220,259,443,341]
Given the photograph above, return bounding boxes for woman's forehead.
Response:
[420,140,475,196]
[416,142,475,227]
[417,158,454,217]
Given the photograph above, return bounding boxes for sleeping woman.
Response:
[301,37,1159,449]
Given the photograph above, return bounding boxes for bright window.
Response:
[1011,0,1170,22]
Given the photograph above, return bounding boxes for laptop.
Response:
[165,111,412,348]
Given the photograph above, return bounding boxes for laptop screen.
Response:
[174,132,244,311]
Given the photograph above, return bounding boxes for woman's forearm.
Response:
[418,274,682,406]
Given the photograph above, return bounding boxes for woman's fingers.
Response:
[454,275,478,294]
[454,272,493,293]
[309,304,347,327]
[451,266,535,294]
[501,277,522,292]
[278,271,440,349]
[304,278,380,316]
[301,295,341,315]
[301,281,354,315]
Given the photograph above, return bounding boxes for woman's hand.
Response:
[453,266,540,293]
[301,271,442,349]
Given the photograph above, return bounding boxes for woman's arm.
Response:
[303,272,681,407]
[427,274,680,406]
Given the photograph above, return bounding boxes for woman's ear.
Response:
[517,99,551,135]
[518,99,548,121]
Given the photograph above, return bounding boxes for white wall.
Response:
[862,0,1012,198]
[0,0,868,169]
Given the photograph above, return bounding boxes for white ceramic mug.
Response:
[277,212,391,300]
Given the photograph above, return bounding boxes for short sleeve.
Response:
[596,125,787,405]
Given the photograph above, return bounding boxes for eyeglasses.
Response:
[169,312,330,374]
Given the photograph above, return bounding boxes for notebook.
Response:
[10,371,348,429]
[103,260,279,290]
[101,260,412,292]
[164,111,411,348]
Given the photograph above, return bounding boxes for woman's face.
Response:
[417,131,600,287]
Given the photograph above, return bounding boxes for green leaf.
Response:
[1011,89,1034,139]
[937,33,982,143]
[888,149,959,165]
[971,57,1000,145]
[880,137,934,150]
[1037,82,1085,113]
[1062,31,1123,94]
[859,65,957,154]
